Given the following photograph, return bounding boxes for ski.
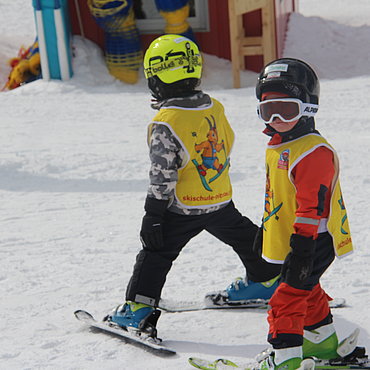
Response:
[192,159,213,191]
[188,357,370,370]
[263,202,283,223]
[189,331,368,369]
[158,297,346,313]
[74,310,176,356]
[189,357,246,369]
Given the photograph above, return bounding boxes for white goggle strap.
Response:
[301,102,319,117]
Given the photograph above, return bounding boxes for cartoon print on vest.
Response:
[191,115,229,191]
[338,193,349,235]
[263,164,283,230]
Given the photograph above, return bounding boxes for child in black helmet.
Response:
[254,58,354,369]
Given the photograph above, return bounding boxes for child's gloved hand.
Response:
[281,234,315,289]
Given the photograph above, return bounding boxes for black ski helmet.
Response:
[256,58,320,104]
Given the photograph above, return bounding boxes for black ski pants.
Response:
[125,201,281,306]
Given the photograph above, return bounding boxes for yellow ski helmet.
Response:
[143,34,202,84]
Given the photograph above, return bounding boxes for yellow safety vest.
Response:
[262,133,353,263]
[148,98,234,209]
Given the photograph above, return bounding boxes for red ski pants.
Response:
[267,282,332,339]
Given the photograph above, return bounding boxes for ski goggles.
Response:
[257,98,319,124]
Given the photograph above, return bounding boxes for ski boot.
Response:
[308,330,369,369]
[258,347,315,370]
[105,301,161,339]
[304,324,364,362]
[205,275,280,307]
[197,165,207,176]
[303,323,339,359]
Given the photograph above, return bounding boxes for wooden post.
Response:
[228,0,241,88]
[262,0,276,66]
[228,0,276,88]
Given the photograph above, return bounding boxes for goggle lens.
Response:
[259,100,300,121]
[257,99,319,124]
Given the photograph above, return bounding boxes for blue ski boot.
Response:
[205,275,280,307]
[105,301,161,338]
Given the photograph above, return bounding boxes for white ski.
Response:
[74,309,176,356]
[159,297,346,313]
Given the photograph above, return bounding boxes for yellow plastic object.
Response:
[88,0,142,84]
[160,4,190,35]
[143,34,202,84]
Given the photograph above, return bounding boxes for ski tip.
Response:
[159,346,177,356]
[329,297,346,308]
[188,357,213,369]
[188,357,240,369]
[74,309,95,322]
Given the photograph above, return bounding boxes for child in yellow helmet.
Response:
[105,35,281,338]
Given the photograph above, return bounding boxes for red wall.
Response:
[68,0,104,47]
[68,0,296,73]
[274,0,297,58]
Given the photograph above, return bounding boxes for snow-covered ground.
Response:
[1,1,370,369]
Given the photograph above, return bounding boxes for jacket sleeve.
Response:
[147,123,185,201]
[291,146,335,238]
